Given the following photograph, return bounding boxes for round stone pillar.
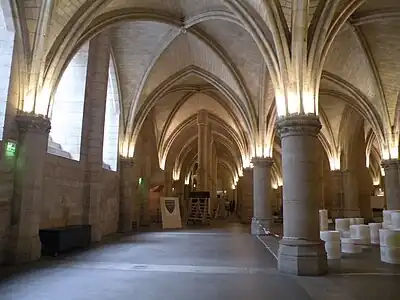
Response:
[276,115,327,276]
[251,157,274,235]
[119,157,135,233]
[382,159,400,210]
[197,110,208,191]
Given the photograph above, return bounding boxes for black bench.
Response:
[39,225,91,256]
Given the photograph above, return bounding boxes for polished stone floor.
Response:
[0,222,399,300]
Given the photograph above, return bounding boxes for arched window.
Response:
[48,42,89,160]
[0,1,15,140]
[102,56,120,171]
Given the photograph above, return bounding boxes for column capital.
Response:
[276,115,321,138]
[251,157,274,167]
[381,159,399,170]
[119,156,135,167]
[16,112,51,134]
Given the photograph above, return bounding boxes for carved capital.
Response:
[276,115,321,138]
[119,157,135,168]
[381,159,399,171]
[16,112,51,134]
[251,157,273,168]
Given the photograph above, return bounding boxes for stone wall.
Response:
[100,169,119,236]
[41,154,119,236]
[0,153,15,263]
[41,154,85,228]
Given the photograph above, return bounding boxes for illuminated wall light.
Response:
[231,184,236,190]
[381,167,385,176]
[272,182,278,189]
[277,177,283,187]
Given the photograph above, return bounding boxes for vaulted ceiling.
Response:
[22,0,400,182]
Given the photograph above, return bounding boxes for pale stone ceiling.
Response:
[36,0,400,179]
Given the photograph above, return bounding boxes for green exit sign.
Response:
[5,140,17,156]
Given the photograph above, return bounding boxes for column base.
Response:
[118,214,133,233]
[251,217,273,235]
[6,234,42,264]
[90,224,103,243]
[278,238,328,276]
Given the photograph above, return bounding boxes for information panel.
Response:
[160,197,182,229]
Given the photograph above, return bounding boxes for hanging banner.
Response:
[160,197,182,229]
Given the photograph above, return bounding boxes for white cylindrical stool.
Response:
[350,224,371,245]
[391,212,400,229]
[320,231,341,259]
[341,238,362,253]
[319,209,328,231]
[336,218,350,232]
[379,229,400,264]
[369,223,382,244]
[382,210,399,228]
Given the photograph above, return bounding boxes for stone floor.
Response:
[0,222,399,300]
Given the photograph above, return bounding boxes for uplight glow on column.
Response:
[287,91,299,115]
[35,87,51,115]
[276,92,286,117]
[302,91,315,114]
[242,155,251,169]
[275,89,317,117]
[23,91,35,113]
[328,155,341,171]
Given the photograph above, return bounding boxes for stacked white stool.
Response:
[320,231,341,259]
[379,228,400,264]
[350,224,371,247]
[369,223,382,244]
[335,218,350,237]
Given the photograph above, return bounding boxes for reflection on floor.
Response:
[1,222,399,300]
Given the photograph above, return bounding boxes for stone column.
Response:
[382,159,400,210]
[119,157,135,233]
[8,113,50,263]
[239,168,253,224]
[80,31,111,242]
[330,170,344,218]
[342,170,360,217]
[276,115,327,276]
[197,110,208,191]
[251,157,274,235]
